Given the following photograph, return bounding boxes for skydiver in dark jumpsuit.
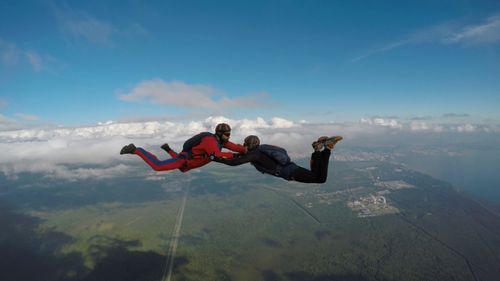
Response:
[214,135,342,183]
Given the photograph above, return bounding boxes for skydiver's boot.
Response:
[161,143,171,153]
[161,143,178,158]
[324,136,343,150]
[312,136,328,152]
[120,143,136,155]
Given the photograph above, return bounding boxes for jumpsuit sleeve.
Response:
[223,141,248,154]
[202,136,235,159]
[214,152,257,166]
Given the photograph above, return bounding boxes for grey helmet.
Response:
[244,135,260,151]
[215,123,231,142]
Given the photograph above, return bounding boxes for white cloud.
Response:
[0,114,10,124]
[360,117,402,129]
[407,115,433,121]
[456,123,476,133]
[15,113,40,122]
[0,38,21,65]
[443,113,470,118]
[119,80,217,107]
[353,15,500,61]
[0,116,498,181]
[351,39,411,62]
[0,116,301,180]
[98,120,114,125]
[0,38,63,73]
[0,116,298,143]
[362,117,498,133]
[410,121,430,131]
[51,3,148,47]
[48,164,133,181]
[25,51,44,72]
[62,14,115,46]
[271,117,295,128]
[119,79,268,110]
[2,112,41,130]
[0,114,21,131]
[443,16,500,45]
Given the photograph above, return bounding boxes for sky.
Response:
[0,0,499,128]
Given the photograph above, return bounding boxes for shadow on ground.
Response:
[0,199,187,281]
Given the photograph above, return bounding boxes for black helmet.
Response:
[215,123,231,138]
[244,135,260,151]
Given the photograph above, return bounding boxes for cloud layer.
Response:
[1,116,498,181]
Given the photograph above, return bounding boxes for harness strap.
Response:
[179,151,208,160]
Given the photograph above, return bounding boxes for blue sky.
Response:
[1,0,499,126]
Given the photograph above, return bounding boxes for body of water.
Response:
[397,148,500,206]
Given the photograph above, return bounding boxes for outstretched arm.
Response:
[214,152,257,166]
[202,137,236,159]
[223,141,247,154]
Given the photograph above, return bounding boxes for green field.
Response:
[1,160,500,281]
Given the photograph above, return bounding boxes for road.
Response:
[160,184,190,281]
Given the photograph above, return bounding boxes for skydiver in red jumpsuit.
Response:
[120,123,247,172]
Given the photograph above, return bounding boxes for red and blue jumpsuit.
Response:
[134,135,246,172]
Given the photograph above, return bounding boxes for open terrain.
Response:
[1,158,500,281]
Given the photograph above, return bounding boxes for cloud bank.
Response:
[0,116,498,181]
